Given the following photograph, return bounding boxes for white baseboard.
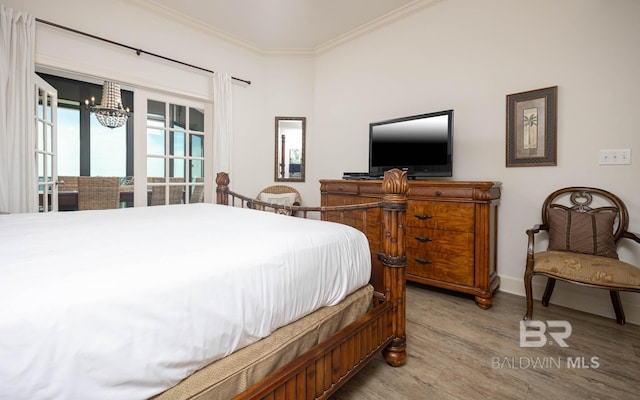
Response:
[499,275,640,326]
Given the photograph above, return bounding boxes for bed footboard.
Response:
[216,169,408,399]
[234,301,394,399]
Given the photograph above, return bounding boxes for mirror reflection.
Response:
[275,117,305,182]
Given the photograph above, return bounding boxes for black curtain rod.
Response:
[35,18,251,85]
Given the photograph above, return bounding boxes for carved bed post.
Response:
[216,172,230,205]
[379,168,409,367]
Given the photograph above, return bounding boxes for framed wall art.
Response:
[506,86,557,167]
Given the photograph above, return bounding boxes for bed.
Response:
[0,169,408,400]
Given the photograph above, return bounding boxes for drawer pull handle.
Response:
[415,258,432,265]
[414,214,432,220]
[435,190,442,196]
[414,236,432,242]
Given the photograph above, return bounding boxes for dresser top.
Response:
[320,179,501,201]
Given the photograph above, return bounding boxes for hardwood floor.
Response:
[332,282,640,400]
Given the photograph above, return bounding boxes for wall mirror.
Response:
[274,116,306,182]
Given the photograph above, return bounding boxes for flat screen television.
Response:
[369,109,453,178]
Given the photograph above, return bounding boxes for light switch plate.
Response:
[599,149,631,165]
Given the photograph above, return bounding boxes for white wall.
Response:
[5,0,640,323]
[242,55,315,196]
[312,0,640,323]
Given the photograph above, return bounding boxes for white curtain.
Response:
[0,5,36,213]
[213,72,233,176]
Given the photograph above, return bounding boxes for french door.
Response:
[34,75,58,213]
[134,90,211,206]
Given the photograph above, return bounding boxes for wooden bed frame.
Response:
[214,168,409,400]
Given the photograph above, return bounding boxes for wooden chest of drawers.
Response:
[320,178,501,308]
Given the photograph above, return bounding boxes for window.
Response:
[57,103,79,176]
[37,73,134,182]
[90,117,127,177]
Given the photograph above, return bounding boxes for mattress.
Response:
[153,284,374,400]
[0,204,371,400]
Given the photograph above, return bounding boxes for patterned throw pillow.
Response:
[547,207,618,259]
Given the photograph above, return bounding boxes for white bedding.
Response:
[0,204,371,400]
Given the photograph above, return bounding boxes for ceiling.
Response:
[140,0,438,53]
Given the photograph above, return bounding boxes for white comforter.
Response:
[0,204,371,400]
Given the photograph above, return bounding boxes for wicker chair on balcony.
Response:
[523,187,640,325]
[148,177,185,206]
[189,178,205,204]
[77,176,120,210]
[58,176,79,192]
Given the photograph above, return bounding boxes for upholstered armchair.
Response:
[524,187,640,325]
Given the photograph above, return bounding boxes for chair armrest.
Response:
[526,224,548,256]
[623,231,640,244]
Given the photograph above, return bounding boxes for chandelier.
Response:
[85,81,130,129]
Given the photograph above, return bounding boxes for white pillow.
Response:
[258,192,298,206]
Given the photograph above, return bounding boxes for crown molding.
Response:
[314,0,444,55]
[130,0,444,56]
[129,0,264,54]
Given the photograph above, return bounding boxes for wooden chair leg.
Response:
[523,271,534,320]
[609,291,626,325]
[541,278,556,307]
